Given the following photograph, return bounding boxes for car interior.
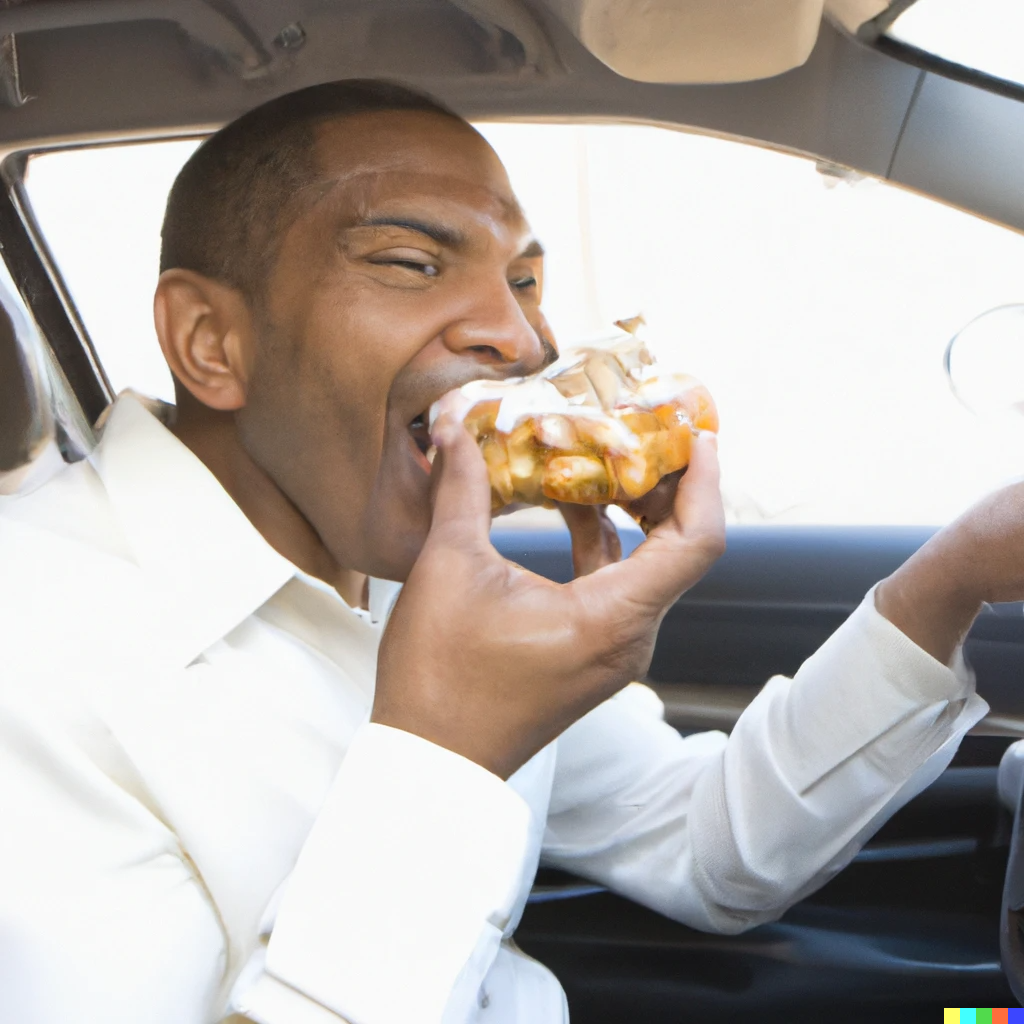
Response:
[1,1,1024,1020]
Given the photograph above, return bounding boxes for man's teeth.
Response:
[426,445,437,465]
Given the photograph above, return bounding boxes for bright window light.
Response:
[888,0,1024,88]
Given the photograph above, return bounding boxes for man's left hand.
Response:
[877,479,1024,665]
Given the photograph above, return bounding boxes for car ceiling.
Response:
[0,0,1019,237]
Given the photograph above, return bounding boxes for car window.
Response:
[885,0,1024,89]
[22,123,1024,526]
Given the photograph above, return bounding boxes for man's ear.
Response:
[154,269,254,411]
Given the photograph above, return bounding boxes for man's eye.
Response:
[383,260,439,276]
[511,276,538,291]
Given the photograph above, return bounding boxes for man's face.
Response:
[237,109,552,581]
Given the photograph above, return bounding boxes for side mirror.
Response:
[944,304,1024,417]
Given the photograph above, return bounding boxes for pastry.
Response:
[430,318,718,514]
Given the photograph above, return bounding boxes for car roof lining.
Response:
[0,0,871,90]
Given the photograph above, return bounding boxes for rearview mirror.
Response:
[944,303,1024,417]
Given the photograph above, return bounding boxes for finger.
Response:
[427,414,493,551]
[655,430,724,541]
[558,503,622,577]
[492,500,530,519]
[622,469,683,534]
[576,431,725,613]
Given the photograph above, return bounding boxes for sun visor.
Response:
[543,0,826,83]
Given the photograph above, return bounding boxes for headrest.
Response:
[0,283,55,491]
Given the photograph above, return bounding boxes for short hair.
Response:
[160,79,461,304]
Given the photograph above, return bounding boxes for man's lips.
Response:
[398,365,522,477]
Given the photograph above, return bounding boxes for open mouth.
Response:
[407,411,435,473]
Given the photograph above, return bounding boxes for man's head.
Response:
[155,80,554,581]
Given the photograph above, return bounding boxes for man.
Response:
[0,79,1018,1023]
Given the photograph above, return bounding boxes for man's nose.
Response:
[442,278,546,373]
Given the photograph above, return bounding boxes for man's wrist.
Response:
[875,552,983,667]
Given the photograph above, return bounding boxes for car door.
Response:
[496,521,1023,1022]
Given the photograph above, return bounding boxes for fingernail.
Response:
[699,430,718,452]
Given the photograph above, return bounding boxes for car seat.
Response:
[0,282,61,495]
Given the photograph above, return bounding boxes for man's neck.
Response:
[170,404,367,608]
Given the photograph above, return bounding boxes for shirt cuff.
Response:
[867,582,976,697]
[232,954,356,1024]
[261,723,532,1024]
[772,585,985,794]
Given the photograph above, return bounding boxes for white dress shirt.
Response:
[0,392,988,1024]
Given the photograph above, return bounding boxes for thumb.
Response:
[427,414,494,552]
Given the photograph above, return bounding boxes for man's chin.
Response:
[360,518,428,584]
[367,559,416,585]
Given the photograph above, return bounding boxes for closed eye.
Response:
[380,259,439,276]
[510,275,538,291]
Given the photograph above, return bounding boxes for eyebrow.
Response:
[357,216,544,261]
[358,217,465,248]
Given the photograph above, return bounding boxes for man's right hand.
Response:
[373,418,725,780]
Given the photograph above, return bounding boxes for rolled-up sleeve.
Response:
[541,588,987,934]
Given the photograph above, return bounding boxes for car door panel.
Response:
[493,523,1023,1019]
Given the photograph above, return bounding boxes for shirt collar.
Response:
[90,392,298,668]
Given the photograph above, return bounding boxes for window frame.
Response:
[861,0,1024,104]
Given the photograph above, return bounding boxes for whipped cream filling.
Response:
[427,331,687,456]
